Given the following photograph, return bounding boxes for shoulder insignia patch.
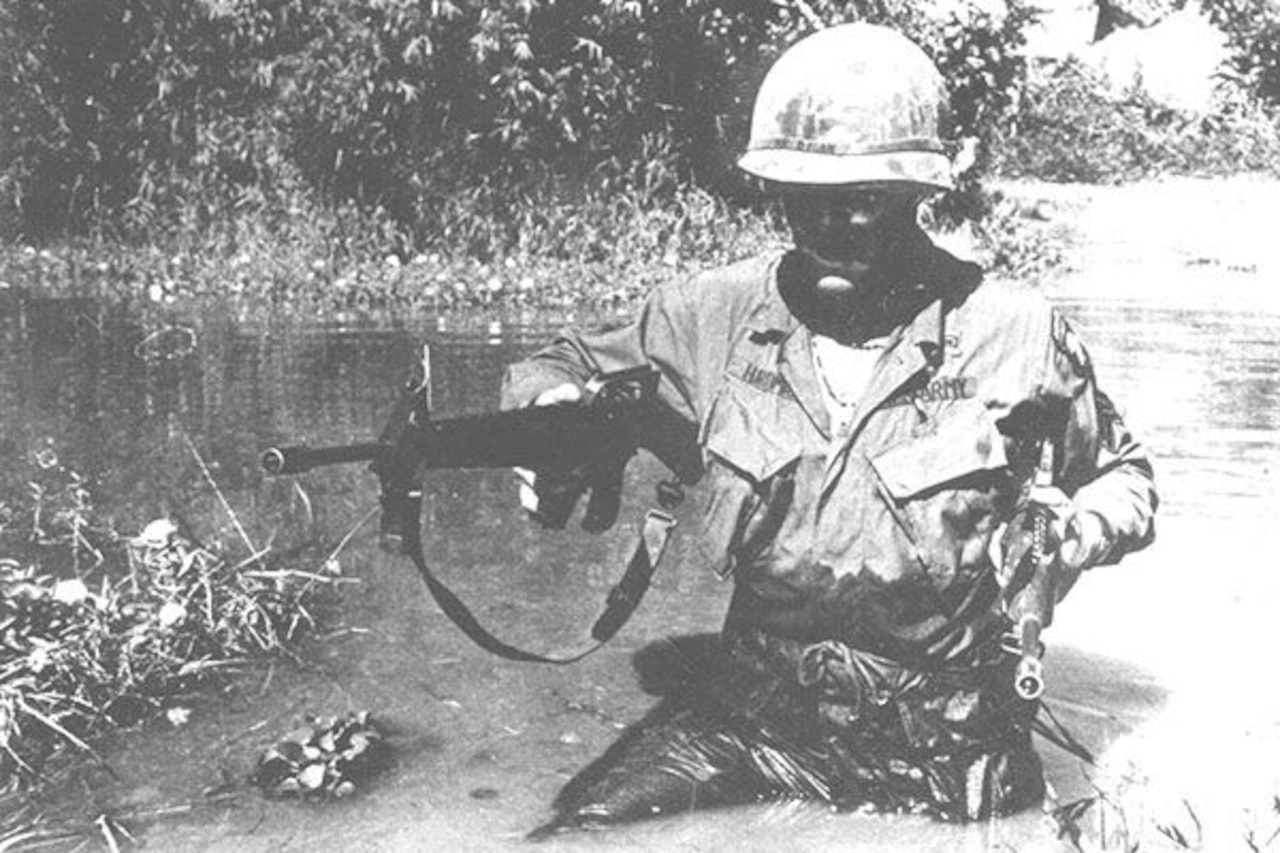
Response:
[1052,314,1092,378]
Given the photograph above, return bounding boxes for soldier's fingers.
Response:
[514,467,539,513]
[988,522,1009,580]
[1026,485,1079,547]
[1002,538,1034,582]
[994,521,1031,580]
[997,523,1037,589]
[1058,510,1108,576]
[1027,484,1072,513]
[532,383,583,407]
[519,485,539,513]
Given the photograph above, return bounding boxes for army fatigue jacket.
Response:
[503,248,1157,665]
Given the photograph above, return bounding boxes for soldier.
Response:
[505,22,1157,835]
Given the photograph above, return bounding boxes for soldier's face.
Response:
[783,186,923,273]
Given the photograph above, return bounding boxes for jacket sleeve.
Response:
[1048,311,1158,565]
[501,275,704,426]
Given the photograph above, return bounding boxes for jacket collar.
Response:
[853,294,945,422]
[740,252,952,440]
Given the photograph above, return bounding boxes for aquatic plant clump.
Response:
[251,711,391,800]
[0,514,342,781]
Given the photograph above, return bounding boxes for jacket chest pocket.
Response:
[699,380,805,577]
[868,403,1011,576]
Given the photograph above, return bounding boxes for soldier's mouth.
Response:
[802,236,878,270]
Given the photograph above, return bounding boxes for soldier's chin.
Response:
[802,276,867,330]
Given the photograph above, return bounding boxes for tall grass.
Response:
[0,174,787,316]
[0,442,346,784]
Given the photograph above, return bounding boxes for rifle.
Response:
[261,346,701,663]
[1002,438,1056,701]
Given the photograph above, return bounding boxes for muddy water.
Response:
[1,266,1277,851]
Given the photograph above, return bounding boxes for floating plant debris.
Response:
[251,711,391,800]
[133,325,198,362]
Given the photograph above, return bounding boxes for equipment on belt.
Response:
[736,22,953,190]
[261,346,699,664]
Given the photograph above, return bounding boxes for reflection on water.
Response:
[1,286,1277,850]
[1057,295,1280,522]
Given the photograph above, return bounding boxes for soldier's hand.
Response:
[513,383,583,518]
[991,485,1110,603]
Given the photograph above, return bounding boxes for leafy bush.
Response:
[0,0,296,239]
[992,58,1280,183]
[1200,0,1280,106]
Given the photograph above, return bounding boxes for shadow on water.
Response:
[0,285,1272,850]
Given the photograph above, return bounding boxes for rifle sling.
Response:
[399,497,677,664]
[378,363,681,664]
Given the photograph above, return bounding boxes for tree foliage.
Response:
[1200,0,1280,107]
[1,0,1037,243]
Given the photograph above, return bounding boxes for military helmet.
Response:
[737,23,953,190]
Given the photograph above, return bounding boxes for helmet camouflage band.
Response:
[738,23,953,190]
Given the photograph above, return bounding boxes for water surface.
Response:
[1,273,1276,851]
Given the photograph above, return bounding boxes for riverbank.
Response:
[7,172,1277,319]
[0,184,789,318]
[995,174,1280,303]
[0,173,1093,320]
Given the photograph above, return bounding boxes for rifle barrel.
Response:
[1014,615,1045,700]
[261,443,385,476]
